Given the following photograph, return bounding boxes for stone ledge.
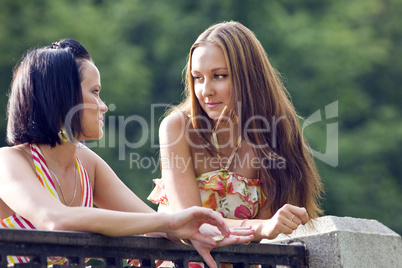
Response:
[261,216,402,268]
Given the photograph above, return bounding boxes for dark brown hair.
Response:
[7,39,91,147]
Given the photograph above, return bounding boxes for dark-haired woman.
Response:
[0,39,253,267]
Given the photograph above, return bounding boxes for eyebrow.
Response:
[191,67,228,73]
[212,67,228,72]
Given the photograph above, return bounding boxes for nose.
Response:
[99,99,108,114]
[201,78,215,97]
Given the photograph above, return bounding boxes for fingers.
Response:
[216,234,254,247]
[267,204,309,238]
[228,226,254,236]
[193,230,254,248]
[192,231,219,247]
[212,227,254,247]
[278,212,298,232]
[289,213,303,226]
[211,212,230,236]
[192,241,217,268]
[177,207,230,237]
[286,205,309,225]
[199,251,217,268]
[278,204,308,225]
[197,208,230,237]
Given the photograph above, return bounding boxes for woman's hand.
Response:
[166,206,231,246]
[191,224,254,268]
[166,206,253,268]
[261,204,308,240]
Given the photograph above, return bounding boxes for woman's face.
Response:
[79,60,107,140]
[191,44,233,121]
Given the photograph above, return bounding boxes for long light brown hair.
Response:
[172,21,323,218]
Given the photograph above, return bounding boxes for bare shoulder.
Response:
[159,110,189,132]
[0,144,36,184]
[159,110,190,144]
[0,144,32,164]
[75,142,108,183]
[75,142,97,157]
[75,142,105,165]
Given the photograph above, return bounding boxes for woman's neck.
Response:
[38,142,77,171]
[213,120,239,140]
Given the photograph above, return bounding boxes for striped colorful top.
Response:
[0,143,93,265]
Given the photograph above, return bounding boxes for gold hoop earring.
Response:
[58,127,70,143]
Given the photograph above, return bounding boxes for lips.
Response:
[205,102,222,108]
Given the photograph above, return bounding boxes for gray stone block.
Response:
[261,216,402,268]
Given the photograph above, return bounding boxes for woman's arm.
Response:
[0,147,160,234]
[158,112,204,211]
[0,146,249,268]
[158,114,309,241]
[0,146,226,238]
[222,204,309,241]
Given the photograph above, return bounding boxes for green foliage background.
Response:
[1,0,401,235]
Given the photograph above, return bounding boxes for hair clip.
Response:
[51,42,60,49]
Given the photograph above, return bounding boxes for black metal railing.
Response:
[0,228,308,267]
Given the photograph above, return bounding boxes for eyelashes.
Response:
[192,74,229,82]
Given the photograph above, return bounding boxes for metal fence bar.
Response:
[0,228,308,267]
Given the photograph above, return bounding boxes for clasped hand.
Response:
[262,204,309,240]
[166,206,254,268]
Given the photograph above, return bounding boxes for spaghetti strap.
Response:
[211,130,242,170]
[211,130,223,169]
[225,136,242,170]
[30,143,93,207]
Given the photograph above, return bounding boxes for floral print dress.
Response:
[148,131,266,220]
